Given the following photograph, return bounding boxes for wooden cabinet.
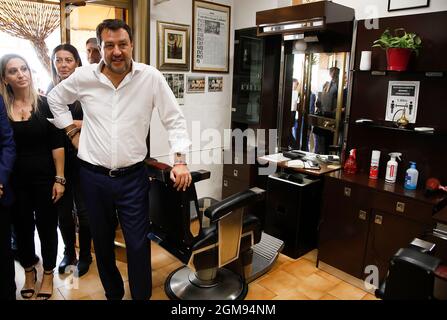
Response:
[318,172,446,282]
[318,177,371,278]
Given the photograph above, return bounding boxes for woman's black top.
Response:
[10,96,64,186]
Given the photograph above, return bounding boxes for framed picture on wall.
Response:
[208,76,223,92]
[192,0,231,73]
[163,73,185,105]
[157,21,190,71]
[186,75,206,93]
[388,0,430,12]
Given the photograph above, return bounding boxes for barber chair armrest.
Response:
[145,159,210,184]
[204,187,265,223]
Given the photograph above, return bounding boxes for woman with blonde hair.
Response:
[0,53,65,300]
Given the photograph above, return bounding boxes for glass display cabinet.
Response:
[231,28,264,124]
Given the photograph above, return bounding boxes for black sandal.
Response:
[20,267,37,299]
[36,270,54,300]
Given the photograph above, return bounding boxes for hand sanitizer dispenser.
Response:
[385,152,402,184]
[404,162,419,190]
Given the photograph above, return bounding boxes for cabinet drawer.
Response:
[323,178,371,208]
[222,175,250,199]
[223,164,252,182]
[371,192,433,224]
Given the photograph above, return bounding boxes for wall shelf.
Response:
[352,70,445,77]
[353,120,446,137]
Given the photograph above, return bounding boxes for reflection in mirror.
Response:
[287,51,349,156]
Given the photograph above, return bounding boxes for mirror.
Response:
[283,47,349,156]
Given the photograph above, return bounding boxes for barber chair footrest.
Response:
[247,232,285,283]
[165,266,248,300]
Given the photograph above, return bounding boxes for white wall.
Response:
[333,0,447,19]
[233,0,292,30]
[149,0,233,199]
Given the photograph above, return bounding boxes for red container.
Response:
[386,48,412,71]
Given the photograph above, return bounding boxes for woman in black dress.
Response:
[0,54,65,300]
[49,44,92,277]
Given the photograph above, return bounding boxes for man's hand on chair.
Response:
[171,164,192,192]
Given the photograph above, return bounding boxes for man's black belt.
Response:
[78,159,144,178]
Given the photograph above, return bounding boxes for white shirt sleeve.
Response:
[153,70,191,155]
[47,69,80,129]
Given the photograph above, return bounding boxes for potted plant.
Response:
[372,28,422,71]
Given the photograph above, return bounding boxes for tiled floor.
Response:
[14,231,379,300]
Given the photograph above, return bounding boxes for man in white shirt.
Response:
[47,19,192,300]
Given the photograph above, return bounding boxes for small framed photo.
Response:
[208,76,223,92]
[163,73,185,105]
[187,75,206,93]
[157,21,190,71]
[388,0,429,12]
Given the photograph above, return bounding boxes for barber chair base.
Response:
[165,266,248,300]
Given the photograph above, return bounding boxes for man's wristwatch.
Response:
[55,176,66,185]
[174,152,187,165]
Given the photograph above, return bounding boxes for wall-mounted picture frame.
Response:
[163,73,185,105]
[388,0,430,12]
[192,0,231,73]
[157,21,190,71]
[208,76,223,92]
[187,75,206,93]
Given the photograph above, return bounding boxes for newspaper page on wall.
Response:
[193,1,230,73]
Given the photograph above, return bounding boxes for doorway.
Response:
[60,0,132,65]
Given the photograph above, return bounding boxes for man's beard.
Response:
[107,58,130,74]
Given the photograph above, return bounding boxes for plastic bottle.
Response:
[369,150,381,179]
[385,152,402,184]
[404,162,419,190]
[343,149,357,174]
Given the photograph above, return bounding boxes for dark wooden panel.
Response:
[347,12,447,185]
[355,12,447,71]
[371,191,434,225]
[258,35,282,132]
[364,209,432,282]
[347,125,447,184]
[222,175,250,199]
[318,177,371,278]
[256,1,354,26]
[223,163,252,182]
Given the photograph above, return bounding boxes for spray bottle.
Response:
[343,149,357,174]
[385,152,402,184]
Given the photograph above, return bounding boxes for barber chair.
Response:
[375,238,447,300]
[146,160,283,300]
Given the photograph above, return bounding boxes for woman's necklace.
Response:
[13,101,32,121]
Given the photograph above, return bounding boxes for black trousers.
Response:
[0,205,16,300]
[58,159,92,260]
[11,183,58,271]
[79,165,151,300]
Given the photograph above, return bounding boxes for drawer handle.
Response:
[344,187,351,197]
[233,169,239,177]
[396,202,405,213]
[374,215,383,225]
[359,210,367,221]
[223,180,228,187]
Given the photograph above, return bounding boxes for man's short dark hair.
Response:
[86,37,98,46]
[96,19,133,45]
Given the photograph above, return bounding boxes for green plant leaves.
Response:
[372,28,422,55]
